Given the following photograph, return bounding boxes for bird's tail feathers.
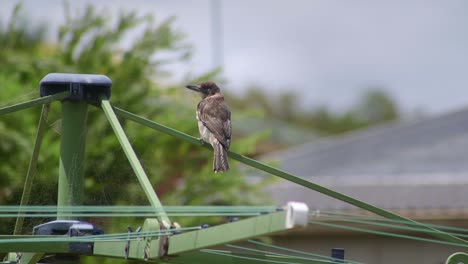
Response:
[213,142,229,173]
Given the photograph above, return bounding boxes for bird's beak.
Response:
[185,85,200,92]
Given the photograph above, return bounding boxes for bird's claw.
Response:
[199,138,206,145]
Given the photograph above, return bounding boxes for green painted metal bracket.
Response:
[93,218,163,260]
[100,100,170,227]
[14,104,50,234]
[167,202,309,255]
[0,92,68,116]
[446,252,468,264]
[113,106,468,246]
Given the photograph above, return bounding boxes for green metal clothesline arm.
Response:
[113,106,468,246]
[6,105,51,263]
[0,205,306,260]
[1,93,67,264]
[101,99,170,228]
[95,203,307,259]
[0,92,68,116]
[168,210,288,255]
[13,104,50,235]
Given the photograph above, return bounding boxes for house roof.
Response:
[264,107,468,212]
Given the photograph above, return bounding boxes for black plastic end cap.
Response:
[40,73,112,102]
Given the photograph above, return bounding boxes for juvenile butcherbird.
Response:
[185,82,231,172]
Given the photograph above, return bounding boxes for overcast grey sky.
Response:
[1,0,468,114]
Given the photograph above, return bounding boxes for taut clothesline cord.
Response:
[308,221,468,249]
[225,243,362,264]
[313,210,468,233]
[246,240,363,264]
[0,206,278,212]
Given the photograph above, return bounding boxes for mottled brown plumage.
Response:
[185,82,231,172]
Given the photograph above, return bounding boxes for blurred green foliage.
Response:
[0,3,271,240]
[227,86,400,137]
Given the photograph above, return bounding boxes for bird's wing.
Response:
[198,97,231,148]
[223,118,232,148]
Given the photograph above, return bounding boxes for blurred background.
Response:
[1,1,468,263]
[3,0,468,114]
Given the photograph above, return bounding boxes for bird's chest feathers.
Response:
[196,110,212,142]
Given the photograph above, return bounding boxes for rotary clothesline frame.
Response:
[0,73,311,264]
[0,73,466,264]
